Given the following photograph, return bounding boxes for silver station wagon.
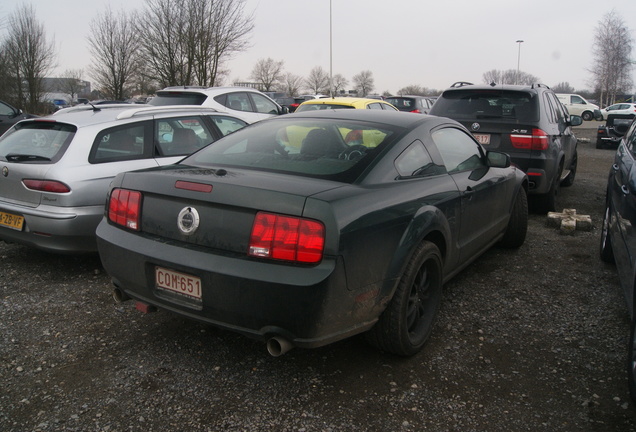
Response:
[0,104,248,253]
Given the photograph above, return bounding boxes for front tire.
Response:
[366,241,443,356]
[629,316,636,402]
[582,111,594,121]
[600,201,615,263]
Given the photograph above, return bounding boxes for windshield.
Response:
[0,121,76,163]
[182,118,400,183]
[433,90,539,122]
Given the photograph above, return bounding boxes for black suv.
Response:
[429,82,583,212]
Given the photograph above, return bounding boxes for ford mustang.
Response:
[96,110,528,356]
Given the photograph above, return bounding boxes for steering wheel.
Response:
[338,145,367,161]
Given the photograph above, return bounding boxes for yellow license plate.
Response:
[0,211,24,231]
[155,266,202,300]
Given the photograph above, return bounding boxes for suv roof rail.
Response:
[450,81,473,88]
[162,86,207,90]
[52,104,136,116]
[530,83,550,89]
[116,105,219,120]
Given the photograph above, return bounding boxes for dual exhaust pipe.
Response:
[112,288,294,356]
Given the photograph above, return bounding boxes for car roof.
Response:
[34,105,222,127]
[442,82,550,93]
[283,107,447,128]
[156,86,267,96]
[299,97,393,107]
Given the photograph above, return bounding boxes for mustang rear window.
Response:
[0,121,76,163]
[434,90,539,123]
[182,118,400,182]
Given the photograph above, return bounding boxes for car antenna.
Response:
[88,101,101,112]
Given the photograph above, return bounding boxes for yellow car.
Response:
[295,97,398,112]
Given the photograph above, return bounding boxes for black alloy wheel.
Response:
[600,201,615,263]
[366,241,443,356]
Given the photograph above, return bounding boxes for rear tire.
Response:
[366,241,443,356]
[499,188,528,248]
[561,151,577,187]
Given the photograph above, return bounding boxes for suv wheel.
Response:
[561,151,577,187]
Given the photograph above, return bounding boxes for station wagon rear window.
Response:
[182,118,400,182]
[0,121,76,163]
[148,92,207,106]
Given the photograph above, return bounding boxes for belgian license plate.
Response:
[0,211,24,231]
[473,134,491,145]
[155,266,202,300]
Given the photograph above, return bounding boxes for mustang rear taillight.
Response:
[510,128,549,150]
[22,179,71,193]
[108,188,142,231]
[249,212,325,264]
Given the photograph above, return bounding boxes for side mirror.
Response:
[569,115,583,127]
[486,151,510,168]
[280,106,289,115]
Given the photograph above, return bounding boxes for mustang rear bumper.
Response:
[96,220,380,349]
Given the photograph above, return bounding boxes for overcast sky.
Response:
[5,0,636,94]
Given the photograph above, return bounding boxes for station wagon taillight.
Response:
[249,212,325,264]
[108,188,141,231]
[22,179,71,193]
[510,128,549,150]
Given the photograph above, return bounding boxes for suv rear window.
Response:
[432,90,539,123]
[148,92,207,106]
[0,121,76,163]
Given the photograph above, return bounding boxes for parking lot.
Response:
[2,124,636,431]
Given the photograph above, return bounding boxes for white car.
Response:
[556,93,601,121]
[0,105,249,253]
[148,87,288,123]
[600,103,636,120]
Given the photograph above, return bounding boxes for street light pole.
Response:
[516,40,524,85]
[329,0,333,97]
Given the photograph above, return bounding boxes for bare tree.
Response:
[552,82,575,93]
[352,70,374,97]
[250,58,284,92]
[591,10,634,106]
[332,73,348,95]
[59,69,86,102]
[136,0,253,88]
[305,66,329,94]
[396,85,428,96]
[87,8,140,100]
[482,69,540,86]
[280,72,303,96]
[3,4,56,112]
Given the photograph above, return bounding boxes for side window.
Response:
[543,94,557,124]
[250,93,279,114]
[156,117,215,157]
[0,101,14,116]
[367,103,383,110]
[225,93,252,112]
[571,95,585,104]
[90,122,149,163]
[211,116,248,136]
[431,127,485,173]
[547,93,566,123]
[627,122,636,154]
[395,140,442,177]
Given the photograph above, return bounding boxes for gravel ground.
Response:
[2,124,636,431]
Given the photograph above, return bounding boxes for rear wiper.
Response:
[5,154,52,162]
